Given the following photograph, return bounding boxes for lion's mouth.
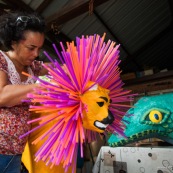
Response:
[94,110,114,130]
[94,121,109,130]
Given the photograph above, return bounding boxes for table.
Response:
[92,146,173,173]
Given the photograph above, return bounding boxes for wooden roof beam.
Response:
[46,0,110,31]
[36,0,53,14]
[1,0,33,11]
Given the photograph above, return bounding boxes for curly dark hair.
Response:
[0,11,45,51]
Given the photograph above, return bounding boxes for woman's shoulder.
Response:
[0,51,8,73]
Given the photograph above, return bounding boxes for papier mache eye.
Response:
[149,110,163,123]
[141,108,170,125]
[97,102,104,107]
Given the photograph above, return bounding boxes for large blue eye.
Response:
[140,108,170,125]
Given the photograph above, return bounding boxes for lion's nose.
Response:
[101,110,114,124]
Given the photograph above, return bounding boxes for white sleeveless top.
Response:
[0,50,36,84]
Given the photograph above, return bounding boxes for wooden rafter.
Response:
[1,0,33,11]
[46,0,110,31]
[36,0,53,14]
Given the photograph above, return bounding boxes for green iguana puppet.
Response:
[108,92,173,146]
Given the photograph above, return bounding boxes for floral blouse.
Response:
[0,50,43,155]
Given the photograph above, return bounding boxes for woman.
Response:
[0,11,47,173]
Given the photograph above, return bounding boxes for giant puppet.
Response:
[21,34,134,172]
[108,93,173,147]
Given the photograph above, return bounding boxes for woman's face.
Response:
[12,30,45,66]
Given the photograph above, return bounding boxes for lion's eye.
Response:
[97,102,104,107]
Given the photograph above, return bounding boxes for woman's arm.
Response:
[0,70,38,107]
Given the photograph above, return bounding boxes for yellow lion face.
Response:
[80,83,114,133]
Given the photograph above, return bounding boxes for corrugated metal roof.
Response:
[54,0,173,73]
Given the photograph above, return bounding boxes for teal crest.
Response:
[108,92,173,147]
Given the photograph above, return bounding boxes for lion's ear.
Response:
[89,84,98,91]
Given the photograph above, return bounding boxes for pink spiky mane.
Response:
[20,34,133,172]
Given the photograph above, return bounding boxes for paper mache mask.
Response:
[80,82,114,133]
